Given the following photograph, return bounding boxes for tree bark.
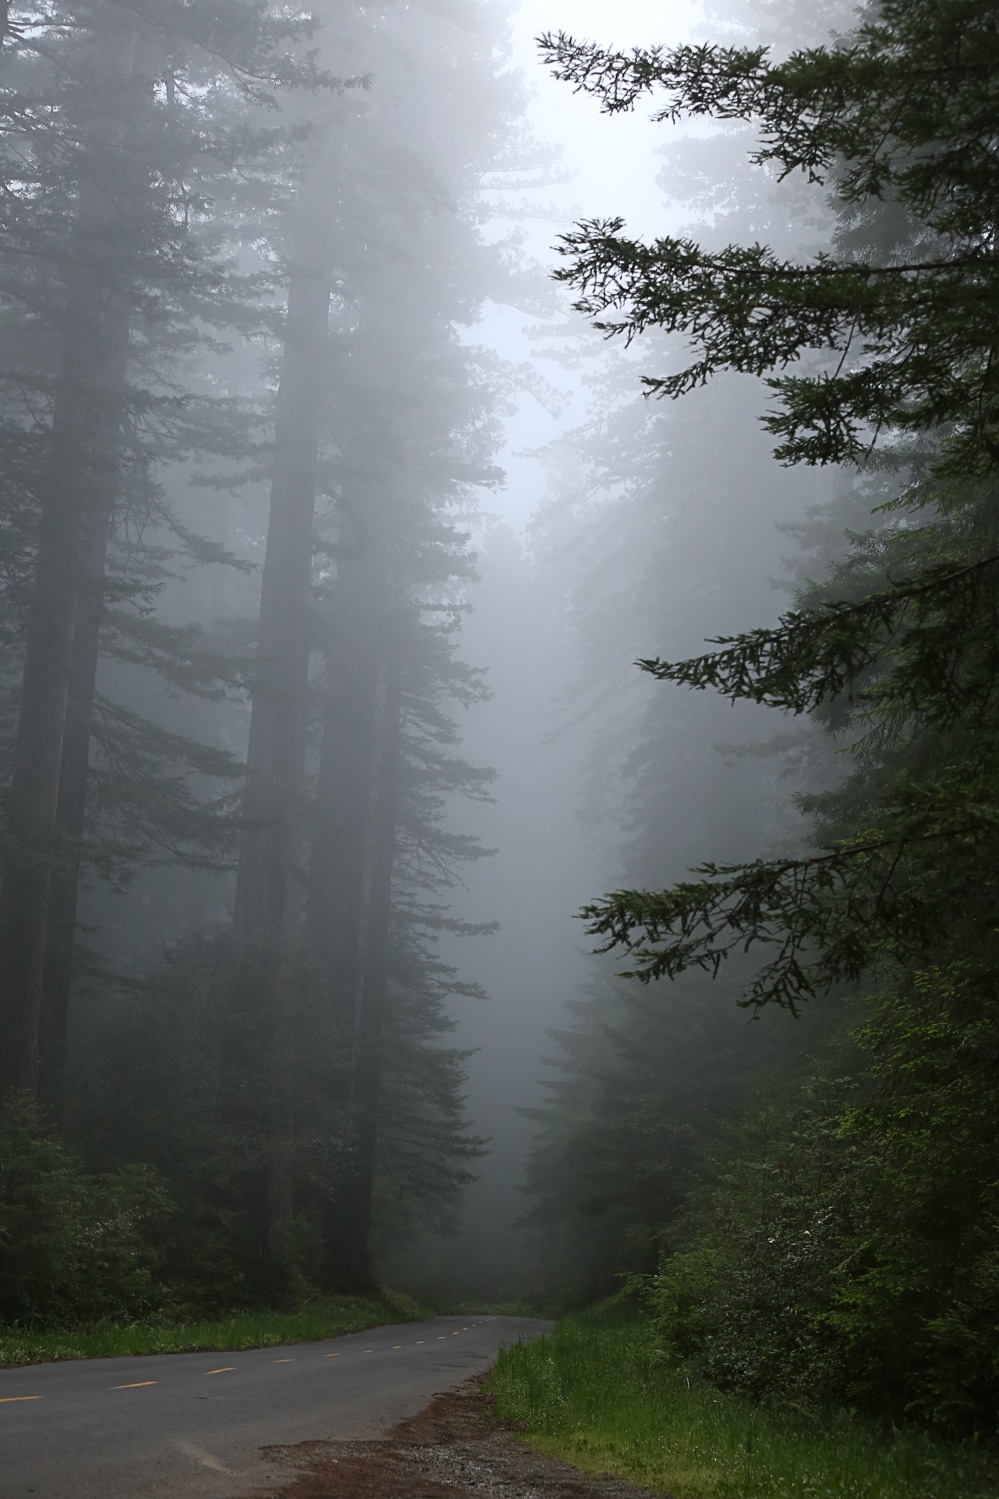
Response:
[233,172,333,947]
[38,296,130,1113]
[319,611,404,1288]
[232,151,336,1281]
[306,536,385,1032]
[347,617,404,1285]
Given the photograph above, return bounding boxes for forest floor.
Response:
[249,1377,660,1499]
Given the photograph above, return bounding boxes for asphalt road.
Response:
[0,1314,551,1499]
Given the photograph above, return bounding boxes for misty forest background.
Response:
[3,0,999,1440]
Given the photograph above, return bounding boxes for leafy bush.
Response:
[648,965,999,1432]
[829,964,999,1432]
[0,1093,171,1327]
[648,1082,856,1407]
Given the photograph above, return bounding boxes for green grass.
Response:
[0,1288,426,1368]
[486,1308,999,1499]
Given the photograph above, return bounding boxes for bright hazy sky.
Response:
[511,0,701,236]
[481,3,704,530]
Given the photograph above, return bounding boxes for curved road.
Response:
[0,1314,550,1498]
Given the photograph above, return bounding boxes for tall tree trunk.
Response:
[319,611,403,1289]
[234,177,333,947]
[38,296,130,1113]
[0,35,136,1099]
[306,503,393,1287]
[306,536,385,1035]
[38,32,175,1110]
[233,153,335,1279]
[346,616,404,1286]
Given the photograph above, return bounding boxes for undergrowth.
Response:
[487,1306,999,1499]
[0,1288,425,1368]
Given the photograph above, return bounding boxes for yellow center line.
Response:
[205,1368,236,1375]
[115,1381,157,1389]
[0,1396,43,1403]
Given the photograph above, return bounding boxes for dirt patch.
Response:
[250,1378,663,1499]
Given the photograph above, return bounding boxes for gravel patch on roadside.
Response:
[248,1377,665,1499]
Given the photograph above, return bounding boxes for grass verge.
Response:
[486,1307,999,1499]
[0,1288,425,1368]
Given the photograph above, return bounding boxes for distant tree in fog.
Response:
[0,0,325,1101]
[518,271,821,1303]
[0,0,535,1312]
[287,0,524,1288]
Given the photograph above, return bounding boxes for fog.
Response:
[0,0,855,1312]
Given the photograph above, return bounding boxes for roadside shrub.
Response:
[828,964,999,1432]
[0,1093,171,1326]
[648,1084,855,1406]
[648,964,999,1433]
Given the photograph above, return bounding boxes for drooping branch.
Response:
[538,10,999,211]
[637,552,999,724]
[582,771,999,1011]
[552,221,998,468]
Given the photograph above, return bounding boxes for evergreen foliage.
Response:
[76,933,352,1309]
[649,964,999,1431]
[542,7,999,1012]
[541,1,999,475]
[531,0,999,1429]
[0,1092,171,1325]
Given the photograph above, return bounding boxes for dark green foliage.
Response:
[543,4,999,1020]
[0,1093,171,1326]
[650,966,999,1430]
[75,932,352,1312]
[649,1079,858,1406]
[614,482,999,1006]
[582,767,999,1011]
[832,964,999,1431]
[540,1,999,478]
[636,552,999,726]
[539,0,999,1436]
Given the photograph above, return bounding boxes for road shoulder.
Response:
[249,1376,659,1499]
